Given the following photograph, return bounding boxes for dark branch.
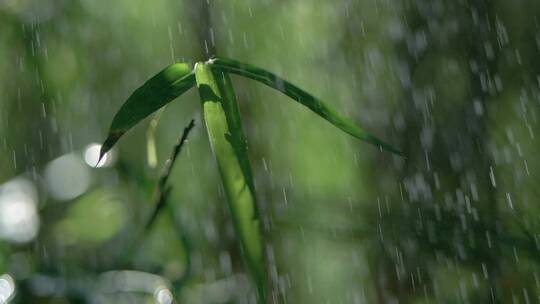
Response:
[144,119,196,230]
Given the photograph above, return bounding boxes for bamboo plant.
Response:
[98,57,401,301]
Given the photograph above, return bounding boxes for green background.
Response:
[0,0,539,303]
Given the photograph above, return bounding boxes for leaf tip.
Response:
[382,144,404,157]
[97,132,122,167]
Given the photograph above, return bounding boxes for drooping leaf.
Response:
[195,62,267,300]
[146,108,165,168]
[99,63,196,160]
[210,57,403,156]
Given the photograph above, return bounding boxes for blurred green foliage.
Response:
[0,0,540,303]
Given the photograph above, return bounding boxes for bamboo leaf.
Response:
[146,108,166,168]
[195,63,267,300]
[99,63,196,160]
[210,57,402,156]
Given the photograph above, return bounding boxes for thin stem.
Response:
[145,119,196,230]
[117,119,196,286]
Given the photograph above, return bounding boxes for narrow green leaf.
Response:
[210,57,402,156]
[195,63,267,300]
[99,63,196,160]
[146,108,165,168]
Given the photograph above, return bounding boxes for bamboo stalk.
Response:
[195,62,267,301]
